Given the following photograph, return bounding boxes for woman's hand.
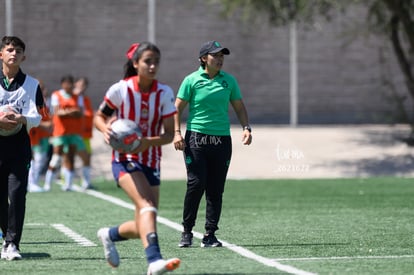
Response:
[173,132,185,151]
[242,130,252,145]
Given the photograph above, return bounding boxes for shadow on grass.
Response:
[330,128,414,177]
[321,154,414,177]
[21,252,51,259]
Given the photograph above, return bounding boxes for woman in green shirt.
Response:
[173,41,252,248]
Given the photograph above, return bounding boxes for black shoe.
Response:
[178,232,193,248]
[201,233,222,247]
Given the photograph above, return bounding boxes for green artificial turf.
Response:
[0,177,412,274]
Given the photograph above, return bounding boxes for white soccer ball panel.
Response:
[109,119,142,152]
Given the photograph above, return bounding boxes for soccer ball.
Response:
[0,105,22,136]
[109,119,142,152]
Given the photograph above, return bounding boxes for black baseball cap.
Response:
[199,41,230,58]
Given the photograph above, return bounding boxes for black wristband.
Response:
[243,125,251,133]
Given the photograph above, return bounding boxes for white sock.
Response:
[44,169,55,190]
[81,166,91,187]
[30,151,47,186]
[28,159,36,187]
[63,168,74,189]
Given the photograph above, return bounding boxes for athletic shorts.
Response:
[51,134,86,152]
[111,160,160,187]
[83,138,92,154]
[32,137,50,153]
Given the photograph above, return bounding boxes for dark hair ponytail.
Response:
[123,59,137,79]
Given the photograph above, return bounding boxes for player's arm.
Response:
[55,107,82,117]
[37,92,53,133]
[94,102,116,144]
[132,115,175,154]
[148,115,175,145]
[173,98,188,151]
[83,97,94,118]
[231,99,252,145]
[13,85,44,128]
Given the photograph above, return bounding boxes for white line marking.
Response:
[275,255,414,261]
[84,189,135,210]
[51,223,96,247]
[82,188,316,275]
[25,223,47,226]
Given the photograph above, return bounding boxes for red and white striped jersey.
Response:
[104,76,176,170]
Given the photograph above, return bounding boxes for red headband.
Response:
[126,43,139,59]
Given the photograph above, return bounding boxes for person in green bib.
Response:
[173,40,252,248]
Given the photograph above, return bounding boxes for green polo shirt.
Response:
[177,67,242,136]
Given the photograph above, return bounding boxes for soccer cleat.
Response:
[1,241,7,260]
[5,243,22,260]
[43,183,51,192]
[81,183,95,191]
[147,258,181,275]
[97,227,120,267]
[178,232,193,248]
[28,183,45,193]
[201,233,222,247]
[61,184,73,192]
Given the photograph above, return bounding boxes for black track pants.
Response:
[0,157,30,247]
[181,131,232,234]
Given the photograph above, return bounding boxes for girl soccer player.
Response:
[94,42,180,275]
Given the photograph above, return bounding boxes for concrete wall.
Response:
[0,0,410,124]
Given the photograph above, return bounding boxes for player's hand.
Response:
[130,137,149,154]
[103,119,116,144]
[173,133,185,151]
[242,131,252,145]
[0,111,20,129]
[11,112,26,124]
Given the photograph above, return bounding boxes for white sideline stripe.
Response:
[274,255,414,261]
[222,241,316,275]
[51,223,96,247]
[82,188,316,275]
[84,189,135,210]
[25,223,46,226]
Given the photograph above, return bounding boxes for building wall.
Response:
[0,0,410,124]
